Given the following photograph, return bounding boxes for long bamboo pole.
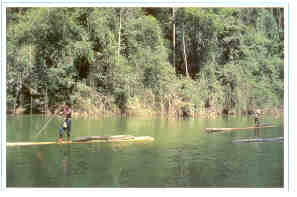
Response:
[34,105,63,138]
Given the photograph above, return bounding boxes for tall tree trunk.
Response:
[182,23,189,78]
[31,95,33,115]
[15,73,22,113]
[271,8,284,41]
[118,8,122,65]
[172,8,176,70]
[279,8,284,41]
[29,44,32,114]
[45,87,48,115]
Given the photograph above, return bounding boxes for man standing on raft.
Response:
[254,109,261,126]
[58,102,72,143]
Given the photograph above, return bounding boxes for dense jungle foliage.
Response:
[6,8,284,118]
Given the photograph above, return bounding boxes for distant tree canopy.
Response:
[6,7,284,116]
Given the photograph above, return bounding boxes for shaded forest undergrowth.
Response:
[12,80,283,120]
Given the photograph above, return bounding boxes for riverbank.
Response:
[9,102,283,120]
[7,82,283,120]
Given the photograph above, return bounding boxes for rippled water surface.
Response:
[6,115,283,187]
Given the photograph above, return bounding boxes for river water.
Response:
[6,115,283,187]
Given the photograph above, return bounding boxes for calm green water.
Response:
[6,115,283,187]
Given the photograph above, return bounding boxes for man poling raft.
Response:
[58,102,72,143]
[11,101,155,147]
[254,109,262,126]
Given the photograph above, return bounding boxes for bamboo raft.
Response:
[205,124,276,132]
[7,135,154,147]
[232,137,283,144]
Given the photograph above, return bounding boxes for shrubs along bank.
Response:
[7,8,284,118]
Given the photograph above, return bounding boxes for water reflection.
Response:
[59,144,72,183]
[254,128,260,138]
[7,115,283,187]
